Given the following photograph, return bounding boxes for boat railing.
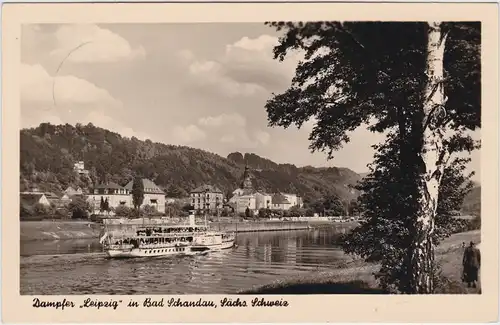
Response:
[108,231,214,240]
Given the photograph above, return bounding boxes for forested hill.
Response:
[20,123,362,202]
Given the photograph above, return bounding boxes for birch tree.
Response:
[265,21,480,293]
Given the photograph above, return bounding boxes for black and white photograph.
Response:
[17,19,484,297]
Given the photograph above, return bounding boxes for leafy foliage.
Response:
[341,135,475,293]
[20,123,362,203]
[265,21,480,293]
[132,177,145,212]
[68,196,91,219]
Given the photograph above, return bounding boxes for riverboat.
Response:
[100,215,235,258]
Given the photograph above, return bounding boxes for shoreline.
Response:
[20,220,359,241]
[240,230,481,294]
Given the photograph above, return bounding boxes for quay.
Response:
[21,219,360,241]
[211,221,310,233]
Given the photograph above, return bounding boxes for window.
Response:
[150,199,157,204]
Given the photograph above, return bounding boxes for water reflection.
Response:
[20,226,351,295]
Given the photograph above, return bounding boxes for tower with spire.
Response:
[240,164,253,194]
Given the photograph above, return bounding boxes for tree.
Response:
[348,199,361,217]
[166,184,186,198]
[265,21,480,293]
[55,207,70,219]
[100,196,105,213]
[142,204,157,216]
[33,203,52,217]
[342,133,475,293]
[115,205,132,218]
[131,177,144,216]
[323,195,345,216]
[68,197,91,219]
[103,197,110,214]
[245,207,253,219]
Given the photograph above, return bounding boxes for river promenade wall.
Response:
[210,221,309,233]
[21,219,353,241]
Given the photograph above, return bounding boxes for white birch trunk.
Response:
[410,22,450,294]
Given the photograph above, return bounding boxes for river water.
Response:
[20,227,353,295]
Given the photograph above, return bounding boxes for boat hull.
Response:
[106,241,235,258]
[190,240,235,252]
[106,246,193,258]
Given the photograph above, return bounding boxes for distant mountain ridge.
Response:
[20,122,480,212]
[20,123,362,202]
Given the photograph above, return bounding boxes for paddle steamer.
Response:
[100,215,235,258]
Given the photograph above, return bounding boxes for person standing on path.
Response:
[462,241,481,288]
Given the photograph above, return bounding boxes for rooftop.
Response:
[271,193,291,205]
[94,181,123,190]
[20,193,46,206]
[124,178,164,194]
[191,184,223,194]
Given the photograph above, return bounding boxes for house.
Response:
[234,194,257,213]
[87,182,131,213]
[190,185,224,212]
[124,179,166,213]
[270,193,292,210]
[64,186,83,196]
[73,161,90,176]
[282,193,303,208]
[44,192,62,207]
[20,193,51,207]
[255,192,273,210]
[87,179,166,214]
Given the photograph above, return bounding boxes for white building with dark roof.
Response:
[190,184,223,212]
[87,182,131,213]
[124,178,165,213]
[86,178,165,214]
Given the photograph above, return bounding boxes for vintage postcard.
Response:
[2,2,499,323]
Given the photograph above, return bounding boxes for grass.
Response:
[241,230,481,294]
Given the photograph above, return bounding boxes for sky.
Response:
[20,23,480,181]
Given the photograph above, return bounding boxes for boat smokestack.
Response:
[189,213,196,226]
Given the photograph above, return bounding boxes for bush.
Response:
[142,204,158,216]
[68,197,91,219]
[114,205,132,217]
[55,207,70,219]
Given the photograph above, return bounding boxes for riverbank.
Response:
[240,230,481,294]
[20,221,102,241]
[21,219,358,241]
[211,221,310,233]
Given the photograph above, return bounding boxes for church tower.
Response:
[240,165,253,192]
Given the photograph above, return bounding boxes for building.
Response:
[73,161,89,176]
[190,185,223,212]
[44,192,63,207]
[64,186,83,196]
[87,182,131,213]
[87,178,166,214]
[124,179,165,213]
[234,194,257,213]
[228,165,303,213]
[255,192,273,210]
[282,193,303,208]
[20,193,51,207]
[270,193,292,210]
[61,187,86,204]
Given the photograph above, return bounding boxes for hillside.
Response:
[20,123,362,202]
